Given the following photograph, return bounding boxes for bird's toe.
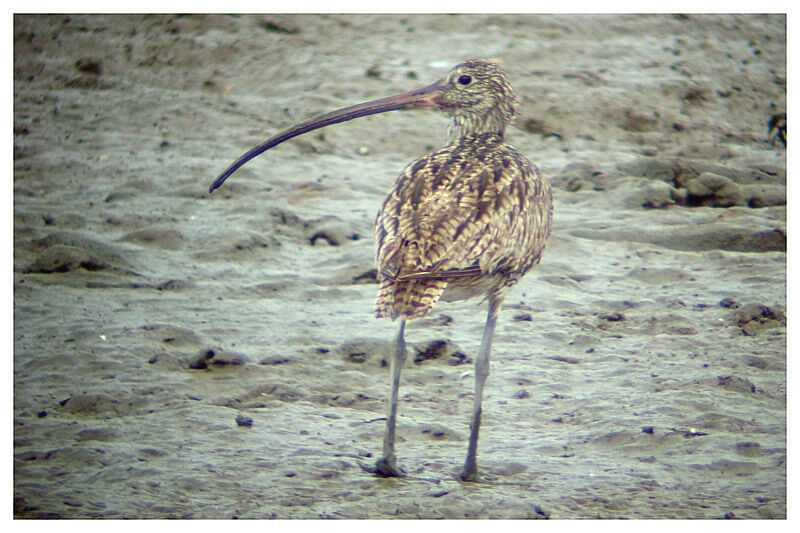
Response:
[360,457,406,478]
[459,467,480,482]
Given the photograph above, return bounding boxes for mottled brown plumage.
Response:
[373,60,552,323]
[374,131,551,319]
[208,59,553,482]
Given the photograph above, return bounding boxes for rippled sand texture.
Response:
[14,14,785,518]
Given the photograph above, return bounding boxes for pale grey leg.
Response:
[371,319,407,477]
[460,295,503,482]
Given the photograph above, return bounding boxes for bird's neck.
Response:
[447,108,509,141]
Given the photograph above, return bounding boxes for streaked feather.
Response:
[374,129,553,320]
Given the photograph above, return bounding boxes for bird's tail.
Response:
[374,278,446,320]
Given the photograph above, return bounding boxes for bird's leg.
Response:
[371,319,407,477]
[460,294,503,482]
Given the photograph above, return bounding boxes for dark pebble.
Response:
[188,348,250,369]
[257,17,299,34]
[600,311,625,322]
[733,303,786,335]
[75,57,102,75]
[338,338,393,364]
[413,340,469,365]
[259,355,294,365]
[745,356,769,370]
[717,375,758,393]
[156,279,192,291]
[734,303,784,325]
[306,217,360,246]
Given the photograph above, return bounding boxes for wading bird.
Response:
[209,59,553,481]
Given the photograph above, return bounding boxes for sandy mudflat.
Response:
[13,14,785,518]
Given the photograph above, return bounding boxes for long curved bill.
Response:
[208,79,445,193]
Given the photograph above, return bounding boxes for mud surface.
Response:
[14,14,785,518]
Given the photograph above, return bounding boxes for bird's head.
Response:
[432,59,519,137]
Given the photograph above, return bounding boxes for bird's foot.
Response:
[459,464,480,482]
[361,456,406,478]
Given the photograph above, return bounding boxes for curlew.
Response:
[209,59,553,481]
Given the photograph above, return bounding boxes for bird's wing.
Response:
[375,140,552,282]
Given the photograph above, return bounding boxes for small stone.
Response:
[744,356,768,370]
[338,338,393,364]
[156,279,192,291]
[256,17,300,34]
[717,375,758,393]
[600,311,625,322]
[743,184,786,208]
[522,118,548,134]
[734,441,764,457]
[25,245,99,274]
[76,428,117,442]
[235,414,253,427]
[188,348,250,369]
[413,340,469,365]
[686,172,745,207]
[732,303,785,335]
[259,355,294,365]
[75,57,102,75]
[306,217,360,246]
[642,180,676,208]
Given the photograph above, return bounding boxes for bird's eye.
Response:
[457,75,472,86]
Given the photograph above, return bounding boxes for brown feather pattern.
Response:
[374,131,553,320]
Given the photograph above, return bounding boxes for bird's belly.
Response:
[439,274,508,303]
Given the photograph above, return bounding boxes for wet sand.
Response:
[13,14,785,518]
